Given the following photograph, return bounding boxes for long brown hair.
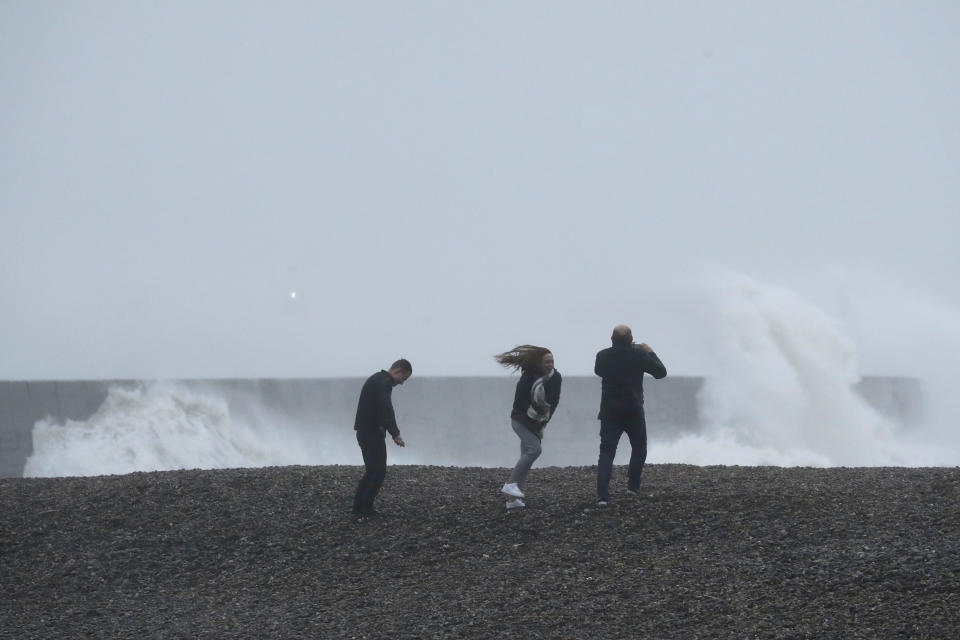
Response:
[494,345,551,373]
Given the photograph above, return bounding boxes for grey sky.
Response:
[2,2,958,379]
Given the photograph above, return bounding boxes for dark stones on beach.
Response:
[2,464,959,638]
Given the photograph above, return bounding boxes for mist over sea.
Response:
[16,274,958,478]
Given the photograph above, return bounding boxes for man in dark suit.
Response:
[594,325,667,506]
[352,359,412,519]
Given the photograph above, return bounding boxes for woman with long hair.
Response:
[494,344,562,510]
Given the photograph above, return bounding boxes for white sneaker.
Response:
[501,482,524,498]
[506,499,526,510]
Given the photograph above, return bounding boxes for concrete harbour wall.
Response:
[0,376,922,477]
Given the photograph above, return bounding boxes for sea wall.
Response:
[0,376,922,477]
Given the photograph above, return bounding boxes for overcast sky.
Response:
[2,2,958,379]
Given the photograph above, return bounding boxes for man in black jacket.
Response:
[594,325,667,506]
[352,359,412,518]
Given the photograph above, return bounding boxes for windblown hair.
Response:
[494,345,551,373]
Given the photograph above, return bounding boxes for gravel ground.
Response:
[2,464,959,639]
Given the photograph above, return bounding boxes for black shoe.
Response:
[626,486,640,495]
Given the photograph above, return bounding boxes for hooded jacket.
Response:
[510,368,562,436]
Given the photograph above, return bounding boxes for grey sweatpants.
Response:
[508,419,542,487]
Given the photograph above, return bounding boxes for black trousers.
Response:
[353,432,387,515]
[596,416,647,502]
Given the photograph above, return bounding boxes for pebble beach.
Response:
[2,464,958,639]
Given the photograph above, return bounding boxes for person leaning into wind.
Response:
[494,345,562,510]
[351,359,412,520]
[594,325,667,506]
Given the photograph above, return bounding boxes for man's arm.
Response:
[636,343,667,379]
[376,375,401,439]
[594,351,605,378]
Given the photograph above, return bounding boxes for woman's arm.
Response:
[546,371,562,410]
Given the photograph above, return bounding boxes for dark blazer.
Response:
[595,343,667,424]
[354,370,400,438]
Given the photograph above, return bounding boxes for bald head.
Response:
[612,324,633,345]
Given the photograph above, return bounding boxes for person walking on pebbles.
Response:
[495,345,562,510]
[352,359,412,520]
[594,325,666,507]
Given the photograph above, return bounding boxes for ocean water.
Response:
[22,273,959,477]
[24,384,314,477]
[652,272,955,466]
